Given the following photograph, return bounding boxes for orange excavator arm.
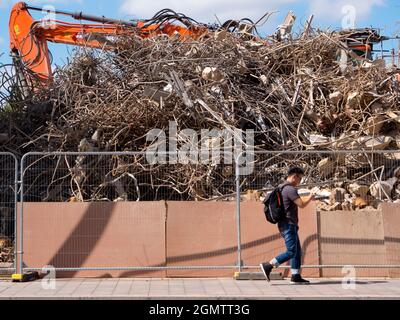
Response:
[9,2,208,88]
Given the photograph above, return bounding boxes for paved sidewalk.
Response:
[0,278,399,300]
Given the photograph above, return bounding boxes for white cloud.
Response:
[307,0,384,24]
[120,0,298,23]
[120,0,384,27]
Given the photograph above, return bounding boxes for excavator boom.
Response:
[9,2,208,89]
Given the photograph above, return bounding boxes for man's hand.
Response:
[310,187,322,200]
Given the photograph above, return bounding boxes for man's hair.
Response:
[287,167,305,177]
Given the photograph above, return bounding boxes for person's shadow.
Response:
[308,280,388,285]
[274,280,388,285]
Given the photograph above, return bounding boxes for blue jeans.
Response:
[275,222,302,270]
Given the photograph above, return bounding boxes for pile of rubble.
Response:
[2,27,399,153]
[242,178,400,211]
[310,151,400,210]
[0,235,13,264]
[1,20,400,203]
[308,181,399,211]
[238,150,400,210]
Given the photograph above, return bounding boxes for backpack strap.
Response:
[279,182,292,192]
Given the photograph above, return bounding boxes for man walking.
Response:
[260,167,314,284]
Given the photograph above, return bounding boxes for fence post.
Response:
[12,154,39,281]
[0,153,18,276]
[16,154,25,277]
[235,155,242,273]
[12,154,39,282]
[13,154,18,275]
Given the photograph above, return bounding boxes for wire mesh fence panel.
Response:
[20,152,238,275]
[18,150,400,277]
[0,153,17,275]
[21,153,238,202]
[236,150,400,277]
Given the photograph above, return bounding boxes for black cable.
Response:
[141,8,203,30]
[221,18,261,37]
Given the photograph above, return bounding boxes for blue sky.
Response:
[1,0,400,67]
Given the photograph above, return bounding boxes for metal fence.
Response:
[8,150,400,276]
[0,153,18,275]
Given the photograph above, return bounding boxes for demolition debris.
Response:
[1,19,400,207]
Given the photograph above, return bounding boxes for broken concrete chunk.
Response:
[391,167,400,180]
[247,41,264,49]
[309,134,330,145]
[211,85,222,94]
[364,115,386,135]
[364,136,392,150]
[346,91,359,108]
[356,136,392,150]
[202,67,214,80]
[185,46,200,57]
[327,202,342,211]
[318,157,335,177]
[184,80,194,88]
[114,196,127,202]
[330,188,347,203]
[163,83,173,93]
[387,177,397,189]
[348,183,369,197]
[237,59,248,74]
[370,179,396,199]
[387,111,400,126]
[202,67,224,82]
[329,91,343,105]
[277,11,296,40]
[341,201,353,211]
[78,138,95,152]
[243,190,260,202]
[372,102,384,113]
[259,75,268,85]
[214,30,228,41]
[0,235,12,250]
[91,129,101,143]
[298,67,313,76]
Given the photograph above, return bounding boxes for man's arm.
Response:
[293,195,315,208]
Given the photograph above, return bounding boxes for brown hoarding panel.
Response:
[381,203,400,278]
[22,202,167,278]
[319,210,387,278]
[166,201,237,277]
